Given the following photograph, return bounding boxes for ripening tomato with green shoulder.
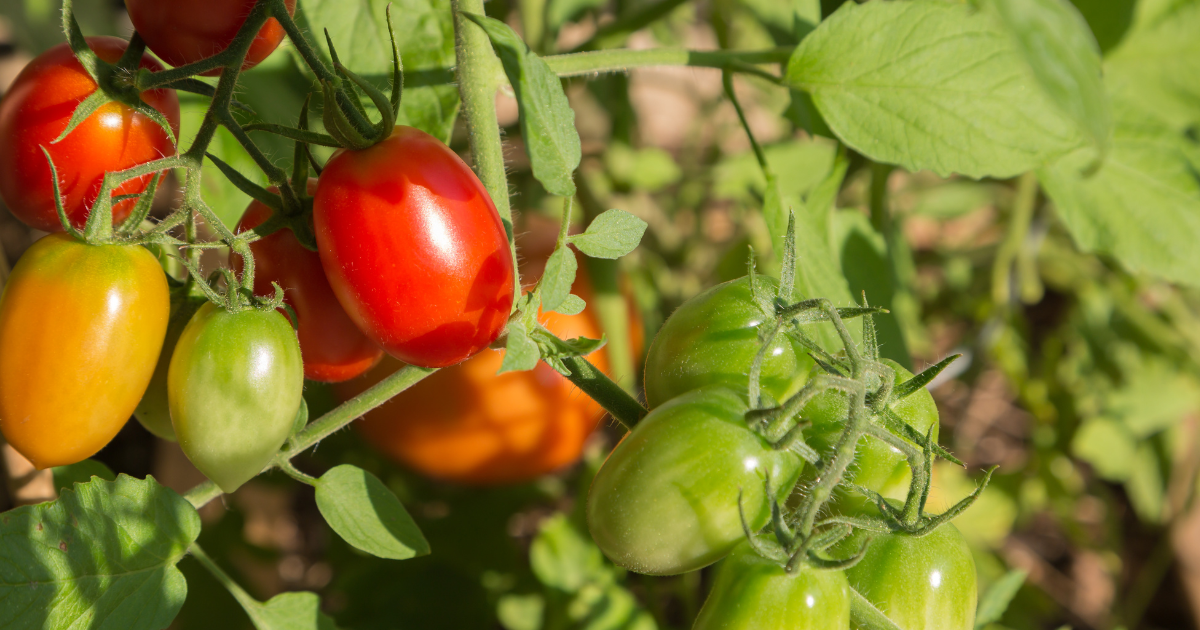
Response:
[0,37,180,232]
[803,358,939,501]
[314,125,515,369]
[125,0,297,75]
[233,179,384,382]
[693,543,850,630]
[844,523,977,630]
[587,386,803,576]
[168,302,303,492]
[643,275,813,409]
[0,234,169,468]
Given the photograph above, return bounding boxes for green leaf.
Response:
[0,475,199,630]
[464,13,581,196]
[1038,101,1200,287]
[787,0,1083,178]
[832,209,911,367]
[50,459,115,494]
[984,0,1110,156]
[975,570,1027,629]
[240,591,339,630]
[554,294,587,316]
[604,143,682,192]
[1104,0,1200,132]
[1105,358,1200,438]
[570,209,647,259]
[497,594,545,630]
[540,246,579,314]
[712,137,837,203]
[1068,0,1135,53]
[530,514,608,592]
[500,320,542,373]
[314,464,429,560]
[295,0,459,142]
[547,0,606,32]
[1126,441,1165,523]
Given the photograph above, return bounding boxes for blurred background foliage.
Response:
[0,0,1198,629]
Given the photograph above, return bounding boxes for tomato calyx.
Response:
[320,7,405,150]
[59,6,177,148]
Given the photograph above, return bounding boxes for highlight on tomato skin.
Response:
[0,234,169,469]
[125,0,298,76]
[232,179,384,383]
[0,36,180,233]
[313,125,516,369]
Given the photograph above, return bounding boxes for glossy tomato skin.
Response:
[694,544,850,630]
[338,299,612,484]
[587,386,803,576]
[0,37,180,232]
[134,290,206,441]
[314,126,515,368]
[0,234,169,468]
[168,302,303,492]
[233,179,383,382]
[643,275,813,409]
[845,524,977,630]
[126,0,297,75]
[804,359,939,500]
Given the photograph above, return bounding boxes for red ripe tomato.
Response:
[313,126,515,368]
[232,179,384,382]
[335,288,616,485]
[0,37,180,232]
[125,0,297,76]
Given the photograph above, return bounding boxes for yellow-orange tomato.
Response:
[337,286,635,485]
[0,234,169,468]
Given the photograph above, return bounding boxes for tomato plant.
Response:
[693,543,850,630]
[337,292,613,484]
[804,358,939,498]
[587,386,803,575]
[0,233,168,468]
[313,125,516,368]
[845,523,978,630]
[233,179,384,382]
[0,37,179,232]
[643,275,813,408]
[125,0,297,75]
[167,302,303,493]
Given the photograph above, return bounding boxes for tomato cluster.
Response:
[587,273,978,628]
[0,23,515,495]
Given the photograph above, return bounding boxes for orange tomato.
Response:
[0,234,169,468]
[336,275,639,485]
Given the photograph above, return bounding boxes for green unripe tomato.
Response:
[693,543,850,630]
[643,276,814,409]
[587,386,803,576]
[804,358,938,498]
[168,302,304,492]
[845,524,977,630]
[134,290,205,441]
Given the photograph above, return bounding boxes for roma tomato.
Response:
[694,544,850,630]
[0,37,180,233]
[233,180,383,382]
[803,359,939,499]
[314,125,515,368]
[587,386,803,575]
[168,302,303,492]
[0,234,169,468]
[126,0,297,75]
[134,289,206,441]
[845,524,977,630]
[643,275,813,409]
[336,275,628,484]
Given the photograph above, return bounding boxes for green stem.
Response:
[183,481,222,509]
[189,544,269,619]
[544,47,793,77]
[452,0,511,224]
[992,171,1039,308]
[275,457,318,486]
[281,365,436,458]
[558,355,648,431]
